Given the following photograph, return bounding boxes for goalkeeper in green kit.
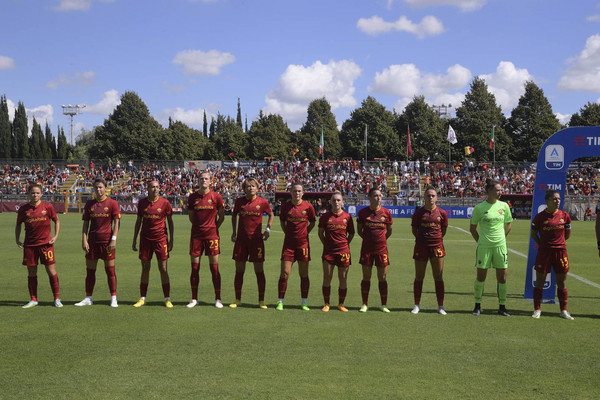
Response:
[469,179,513,316]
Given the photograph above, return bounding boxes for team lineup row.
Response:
[15,173,575,319]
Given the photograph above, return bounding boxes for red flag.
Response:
[407,125,413,157]
[228,152,235,159]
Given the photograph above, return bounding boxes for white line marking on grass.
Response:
[449,225,600,290]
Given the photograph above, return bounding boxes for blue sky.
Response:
[2,0,600,143]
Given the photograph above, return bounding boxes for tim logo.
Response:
[574,137,585,146]
[538,183,562,191]
[545,145,564,170]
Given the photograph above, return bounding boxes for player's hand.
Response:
[82,240,89,253]
[132,242,137,252]
[49,236,57,245]
[108,240,116,252]
[16,241,24,249]
[231,233,236,242]
[263,230,270,241]
[168,240,174,252]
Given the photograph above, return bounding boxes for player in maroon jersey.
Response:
[15,183,62,308]
[75,178,121,307]
[186,171,225,308]
[530,189,573,320]
[318,191,354,312]
[357,187,393,313]
[276,183,316,311]
[411,187,448,315]
[229,178,274,309]
[132,180,174,308]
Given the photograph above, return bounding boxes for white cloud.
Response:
[85,89,120,115]
[586,15,600,22]
[0,55,16,70]
[369,63,471,97]
[404,0,486,12]
[55,0,92,11]
[357,15,445,38]
[558,34,600,92]
[45,71,96,89]
[159,107,208,127]
[173,49,235,76]
[555,112,571,125]
[264,59,362,127]
[480,61,533,111]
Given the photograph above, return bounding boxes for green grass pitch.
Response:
[1,212,599,399]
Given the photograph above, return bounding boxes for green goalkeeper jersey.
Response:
[470,200,512,248]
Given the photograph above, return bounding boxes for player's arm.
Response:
[109,217,120,251]
[216,207,225,229]
[132,215,142,251]
[307,220,316,234]
[530,226,540,246]
[82,220,90,252]
[441,225,447,237]
[15,221,23,248]
[595,210,600,256]
[231,211,238,242]
[346,225,355,244]
[504,222,512,236]
[386,223,392,239]
[50,217,60,245]
[469,224,479,242]
[188,211,193,224]
[357,222,364,239]
[411,226,418,238]
[263,211,274,241]
[318,227,326,244]
[166,214,174,251]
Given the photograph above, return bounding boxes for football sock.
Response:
[413,279,423,305]
[435,280,445,306]
[300,276,310,298]
[105,266,117,296]
[162,282,170,298]
[497,282,507,306]
[557,288,568,311]
[378,280,388,306]
[209,263,221,300]
[49,274,60,300]
[322,285,331,304]
[533,287,543,310]
[256,270,266,302]
[85,268,96,296]
[361,280,370,305]
[140,282,149,298]
[278,277,288,299]
[190,262,200,300]
[338,287,347,305]
[28,276,38,300]
[234,272,244,301]
[474,279,485,303]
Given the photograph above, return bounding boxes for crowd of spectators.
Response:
[2,159,599,200]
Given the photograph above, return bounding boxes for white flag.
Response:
[447,125,458,144]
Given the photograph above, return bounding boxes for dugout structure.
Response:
[525,126,600,300]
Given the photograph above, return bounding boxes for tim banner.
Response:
[345,205,473,219]
[525,127,600,300]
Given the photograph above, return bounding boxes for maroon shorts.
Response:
[360,251,389,268]
[139,237,169,261]
[233,236,265,262]
[322,253,351,268]
[85,242,115,261]
[535,247,569,274]
[189,237,220,257]
[413,243,445,262]
[281,245,310,262]
[22,245,56,266]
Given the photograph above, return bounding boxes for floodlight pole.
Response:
[61,104,86,146]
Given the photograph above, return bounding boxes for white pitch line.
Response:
[449,225,600,290]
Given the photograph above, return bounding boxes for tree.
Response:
[45,123,57,159]
[248,113,293,160]
[569,102,600,127]
[72,128,95,160]
[12,101,30,159]
[0,95,11,158]
[203,110,208,138]
[454,77,510,161]
[29,117,45,159]
[210,114,249,159]
[57,126,69,160]
[296,98,341,160]
[236,98,243,129]
[89,91,166,160]
[166,118,210,160]
[397,96,448,161]
[507,81,561,161]
[340,96,400,160]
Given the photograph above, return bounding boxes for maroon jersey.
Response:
[358,206,393,253]
[187,190,224,239]
[532,209,571,249]
[280,200,316,247]
[17,202,57,246]
[233,196,272,238]
[412,206,448,246]
[319,210,354,254]
[83,197,121,244]
[138,196,172,242]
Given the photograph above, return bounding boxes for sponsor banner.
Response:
[185,160,222,170]
[222,161,270,169]
[1,202,66,213]
[118,203,138,214]
[345,205,472,219]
